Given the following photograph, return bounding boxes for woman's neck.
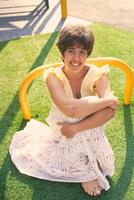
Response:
[63,65,89,82]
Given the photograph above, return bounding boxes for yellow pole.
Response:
[60,0,67,19]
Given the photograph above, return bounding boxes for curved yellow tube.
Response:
[19,63,62,120]
[19,57,134,120]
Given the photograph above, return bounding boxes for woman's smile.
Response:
[71,62,81,67]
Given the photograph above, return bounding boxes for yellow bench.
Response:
[19,57,134,120]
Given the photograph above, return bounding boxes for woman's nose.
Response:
[72,52,80,60]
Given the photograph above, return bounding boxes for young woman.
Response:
[10,24,119,196]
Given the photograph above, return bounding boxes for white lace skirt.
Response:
[9,97,115,191]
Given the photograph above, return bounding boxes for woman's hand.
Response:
[106,94,119,110]
[57,121,78,138]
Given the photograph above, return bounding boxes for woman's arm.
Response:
[58,107,115,138]
[57,74,119,138]
[95,73,113,97]
[95,73,119,110]
[46,73,118,118]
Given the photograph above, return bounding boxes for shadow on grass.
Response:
[0,153,10,200]
[0,41,9,52]
[113,105,134,199]
[0,119,27,200]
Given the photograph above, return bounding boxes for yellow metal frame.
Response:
[60,0,67,19]
[19,57,134,120]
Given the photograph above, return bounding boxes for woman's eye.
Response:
[68,50,73,53]
[80,50,87,55]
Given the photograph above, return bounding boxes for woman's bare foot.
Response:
[81,179,101,196]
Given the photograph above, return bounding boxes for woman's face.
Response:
[62,44,88,72]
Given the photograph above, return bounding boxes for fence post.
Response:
[46,0,49,9]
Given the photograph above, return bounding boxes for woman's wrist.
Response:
[71,123,80,135]
[98,97,110,108]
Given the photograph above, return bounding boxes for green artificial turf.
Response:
[0,24,134,200]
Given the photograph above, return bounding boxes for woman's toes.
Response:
[88,189,94,196]
[96,189,101,195]
[81,180,101,196]
[84,186,93,195]
[90,184,101,196]
[93,187,101,196]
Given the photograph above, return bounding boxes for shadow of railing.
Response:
[0,0,50,40]
[0,153,11,200]
[34,1,60,34]
[0,41,9,52]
